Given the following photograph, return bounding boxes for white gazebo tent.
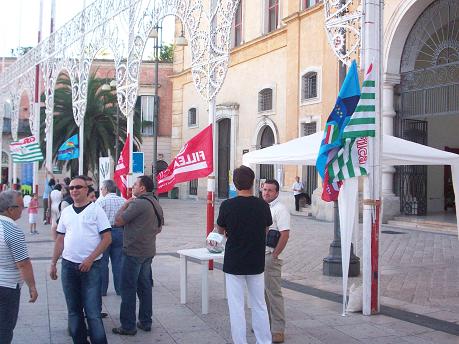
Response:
[243,131,459,314]
[242,131,459,236]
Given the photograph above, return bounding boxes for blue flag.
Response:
[316,60,360,178]
[316,60,360,202]
[57,134,79,160]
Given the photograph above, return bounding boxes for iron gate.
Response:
[397,119,428,215]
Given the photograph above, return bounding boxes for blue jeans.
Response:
[120,254,153,330]
[100,227,123,295]
[61,259,107,344]
[0,285,20,344]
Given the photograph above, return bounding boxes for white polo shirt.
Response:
[266,197,290,255]
[57,202,111,264]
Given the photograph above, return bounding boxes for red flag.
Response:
[157,124,213,194]
[114,134,130,199]
[321,169,341,202]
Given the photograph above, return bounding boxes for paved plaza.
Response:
[11,198,459,343]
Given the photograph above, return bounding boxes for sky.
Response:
[1,0,175,57]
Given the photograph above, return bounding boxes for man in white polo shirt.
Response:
[262,179,290,343]
[50,176,112,344]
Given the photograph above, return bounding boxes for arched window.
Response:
[302,72,318,100]
[258,88,273,112]
[188,107,197,127]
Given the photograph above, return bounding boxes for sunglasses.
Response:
[69,185,87,190]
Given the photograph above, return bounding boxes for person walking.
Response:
[43,168,55,224]
[28,193,39,234]
[50,176,112,344]
[217,166,272,344]
[262,179,290,343]
[49,184,63,227]
[112,175,163,336]
[0,190,38,343]
[292,176,304,212]
[96,179,125,296]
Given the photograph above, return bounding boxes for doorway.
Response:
[259,126,275,181]
[218,118,231,198]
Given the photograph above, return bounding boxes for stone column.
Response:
[381,73,400,222]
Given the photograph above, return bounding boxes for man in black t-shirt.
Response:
[217,165,272,344]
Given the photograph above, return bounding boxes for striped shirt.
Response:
[96,193,125,226]
[0,215,29,289]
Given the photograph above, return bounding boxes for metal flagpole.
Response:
[33,0,44,195]
[206,0,218,270]
[362,0,383,315]
[207,98,216,270]
[45,0,56,175]
[78,0,86,175]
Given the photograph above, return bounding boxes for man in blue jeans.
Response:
[50,176,112,344]
[96,179,125,296]
[112,175,163,336]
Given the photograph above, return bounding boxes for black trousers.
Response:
[294,194,302,211]
[0,285,21,344]
[43,198,49,223]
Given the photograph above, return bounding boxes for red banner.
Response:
[321,169,341,202]
[114,134,130,199]
[157,124,213,194]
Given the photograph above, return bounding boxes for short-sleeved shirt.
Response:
[57,202,111,263]
[266,197,291,255]
[28,199,39,214]
[0,215,29,288]
[120,192,163,257]
[43,179,52,199]
[217,196,272,275]
[96,193,125,226]
[292,182,304,196]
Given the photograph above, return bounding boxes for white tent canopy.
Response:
[242,132,459,236]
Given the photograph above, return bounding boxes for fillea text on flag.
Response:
[10,136,44,163]
[157,124,213,194]
[328,64,376,182]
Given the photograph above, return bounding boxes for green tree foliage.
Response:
[40,71,142,176]
[159,44,174,62]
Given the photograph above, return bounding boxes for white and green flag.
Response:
[10,135,44,163]
[328,64,376,182]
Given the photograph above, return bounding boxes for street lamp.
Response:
[151,23,162,195]
[175,24,187,47]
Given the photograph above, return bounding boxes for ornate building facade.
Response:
[172,0,459,221]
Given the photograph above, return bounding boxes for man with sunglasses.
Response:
[50,176,112,344]
[0,190,38,343]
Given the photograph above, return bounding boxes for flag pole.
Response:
[206,98,216,270]
[78,0,86,176]
[362,0,383,315]
[33,0,44,195]
[45,0,56,177]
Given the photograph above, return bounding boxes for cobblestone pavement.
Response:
[11,198,459,343]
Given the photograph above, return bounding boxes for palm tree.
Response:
[40,71,142,176]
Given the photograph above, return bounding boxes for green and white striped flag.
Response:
[10,135,44,163]
[328,64,376,182]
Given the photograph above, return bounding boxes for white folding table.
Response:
[177,248,225,314]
